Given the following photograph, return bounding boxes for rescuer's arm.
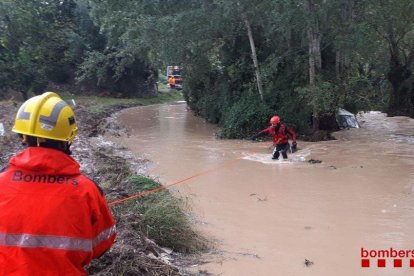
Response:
[251,127,270,140]
[90,186,117,259]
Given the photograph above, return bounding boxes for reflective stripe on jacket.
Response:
[256,124,297,145]
[0,147,116,275]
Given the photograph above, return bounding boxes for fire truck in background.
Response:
[166,66,183,90]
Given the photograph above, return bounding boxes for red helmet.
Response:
[270,116,280,124]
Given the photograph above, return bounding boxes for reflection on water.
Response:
[109,104,414,276]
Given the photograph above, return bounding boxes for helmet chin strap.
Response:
[21,135,27,144]
[65,142,72,155]
[36,137,46,147]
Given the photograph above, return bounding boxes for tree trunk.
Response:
[336,51,341,80]
[242,13,264,102]
[308,28,321,85]
[306,0,322,131]
[286,27,292,52]
[336,0,353,79]
[387,47,414,116]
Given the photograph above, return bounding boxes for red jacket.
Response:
[256,124,297,145]
[0,147,116,275]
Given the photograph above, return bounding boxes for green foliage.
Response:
[0,0,105,98]
[74,0,166,96]
[76,46,158,97]
[359,0,414,115]
[1,0,412,125]
[128,175,161,191]
[297,81,339,115]
[219,94,272,138]
[265,89,312,135]
[341,75,389,112]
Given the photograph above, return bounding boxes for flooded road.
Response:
[108,102,414,276]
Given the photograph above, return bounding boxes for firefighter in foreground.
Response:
[0,92,116,274]
[252,115,297,160]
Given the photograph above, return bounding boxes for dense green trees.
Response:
[0,0,412,134]
[360,0,414,116]
[0,0,102,99]
[0,0,73,99]
[171,0,413,136]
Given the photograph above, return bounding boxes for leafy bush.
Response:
[219,93,273,138]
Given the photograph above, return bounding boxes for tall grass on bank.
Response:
[109,174,207,254]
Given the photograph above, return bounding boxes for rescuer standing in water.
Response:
[252,115,297,160]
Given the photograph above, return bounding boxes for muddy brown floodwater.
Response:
[108,102,414,276]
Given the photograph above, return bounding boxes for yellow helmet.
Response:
[12,92,78,142]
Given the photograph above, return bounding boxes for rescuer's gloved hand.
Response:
[291,141,297,152]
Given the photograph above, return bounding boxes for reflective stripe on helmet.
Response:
[16,102,30,120]
[17,100,69,128]
[39,101,69,127]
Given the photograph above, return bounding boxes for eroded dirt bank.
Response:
[109,103,414,276]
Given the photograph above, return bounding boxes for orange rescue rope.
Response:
[109,157,242,206]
